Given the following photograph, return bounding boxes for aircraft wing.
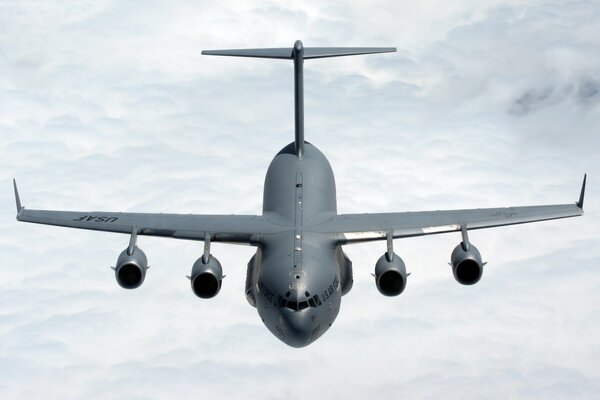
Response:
[13,180,277,245]
[326,175,586,244]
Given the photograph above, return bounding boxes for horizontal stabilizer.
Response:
[303,47,396,59]
[202,47,294,59]
[202,40,396,159]
[202,46,396,60]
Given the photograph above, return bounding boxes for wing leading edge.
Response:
[323,175,586,244]
[13,180,278,245]
[13,175,586,245]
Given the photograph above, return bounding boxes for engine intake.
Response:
[374,252,408,296]
[190,255,223,298]
[451,242,484,285]
[114,246,148,289]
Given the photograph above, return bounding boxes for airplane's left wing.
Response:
[13,180,277,245]
[319,175,586,244]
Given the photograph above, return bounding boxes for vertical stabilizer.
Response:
[292,41,305,158]
[202,40,396,158]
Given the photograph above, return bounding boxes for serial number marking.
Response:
[73,215,119,223]
[321,276,340,302]
[258,279,275,303]
[491,211,517,218]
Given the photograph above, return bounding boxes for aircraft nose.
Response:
[280,310,314,348]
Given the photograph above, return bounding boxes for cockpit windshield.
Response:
[278,294,322,311]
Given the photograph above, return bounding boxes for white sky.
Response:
[1,1,599,399]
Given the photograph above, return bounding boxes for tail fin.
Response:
[202,40,396,158]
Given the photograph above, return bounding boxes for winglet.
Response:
[13,179,23,214]
[576,173,586,209]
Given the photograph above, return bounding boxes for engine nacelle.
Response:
[451,242,484,285]
[114,246,148,289]
[190,255,223,299]
[374,252,408,296]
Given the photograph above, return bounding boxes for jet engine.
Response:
[114,246,148,289]
[374,252,408,296]
[190,255,223,298]
[450,242,484,285]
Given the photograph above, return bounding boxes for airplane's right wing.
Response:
[13,180,279,245]
[320,175,586,244]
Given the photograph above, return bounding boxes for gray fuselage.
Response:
[14,41,585,350]
[246,142,351,347]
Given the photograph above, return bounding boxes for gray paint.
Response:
[13,41,585,348]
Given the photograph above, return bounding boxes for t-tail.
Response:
[202,40,396,158]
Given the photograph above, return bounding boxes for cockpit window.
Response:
[278,294,322,311]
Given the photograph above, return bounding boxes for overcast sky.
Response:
[1,1,599,399]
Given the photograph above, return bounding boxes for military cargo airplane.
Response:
[13,40,585,347]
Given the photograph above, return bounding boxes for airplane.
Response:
[13,40,586,348]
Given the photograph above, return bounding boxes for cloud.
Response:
[1,0,599,399]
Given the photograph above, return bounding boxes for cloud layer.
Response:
[1,1,599,398]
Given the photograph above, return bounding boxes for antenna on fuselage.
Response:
[202,40,396,158]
